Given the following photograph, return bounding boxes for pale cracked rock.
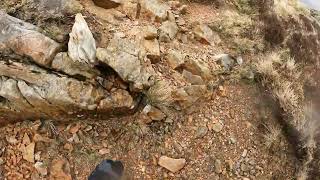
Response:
[68,13,97,65]
[96,36,154,91]
[142,104,166,122]
[0,11,60,66]
[158,156,186,173]
[159,21,179,42]
[193,23,221,45]
[140,0,170,22]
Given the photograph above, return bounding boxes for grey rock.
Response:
[68,13,97,65]
[0,11,61,66]
[214,54,236,71]
[240,163,249,172]
[242,149,248,157]
[96,36,154,92]
[159,21,179,42]
[52,52,99,79]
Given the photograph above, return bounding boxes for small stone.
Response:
[98,148,110,155]
[210,123,223,133]
[22,142,35,163]
[241,163,249,172]
[158,156,186,173]
[84,125,93,132]
[34,162,48,176]
[214,159,222,174]
[35,151,41,161]
[195,126,208,138]
[0,157,4,165]
[214,54,236,71]
[142,104,166,122]
[230,137,237,144]
[237,56,243,65]
[242,149,248,157]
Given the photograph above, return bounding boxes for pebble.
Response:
[0,157,4,165]
[211,123,223,133]
[34,162,48,176]
[195,126,208,138]
[242,149,248,157]
[214,159,222,174]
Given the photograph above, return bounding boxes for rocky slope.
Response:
[0,0,319,179]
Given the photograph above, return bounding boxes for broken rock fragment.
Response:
[158,156,186,173]
[142,104,166,122]
[159,21,179,42]
[0,11,60,66]
[68,13,97,65]
[193,23,221,45]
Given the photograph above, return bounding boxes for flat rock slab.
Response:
[158,156,186,173]
[0,61,136,123]
[0,11,61,66]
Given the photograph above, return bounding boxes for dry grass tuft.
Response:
[273,0,309,17]
[145,80,174,108]
[263,123,282,149]
[274,81,299,112]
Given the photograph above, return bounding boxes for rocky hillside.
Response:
[0,0,319,179]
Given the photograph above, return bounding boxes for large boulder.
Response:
[0,61,136,123]
[96,36,154,92]
[68,13,97,65]
[0,11,61,66]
